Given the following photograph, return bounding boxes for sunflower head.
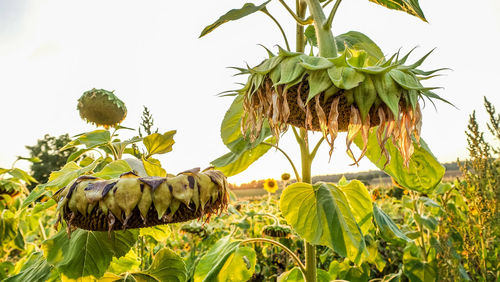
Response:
[262,224,292,238]
[263,178,278,193]
[234,46,448,167]
[77,88,127,128]
[281,173,290,181]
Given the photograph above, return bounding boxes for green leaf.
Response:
[43,229,138,279]
[92,160,133,179]
[277,267,331,282]
[140,225,171,242]
[389,69,427,90]
[61,130,111,151]
[373,203,411,244]
[39,160,100,192]
[336,31,384,63]
[199,1,271,38]
[353,130,445,193]
[142,157,167,177]
[143,131,176,157]
[216,246,256,282]
[338,180,374,234]
[328,66,365,90]
[0,210,18,245]
[368,0,427,22]
[277,55,307,85]
[305,25,318,47]
[403,259,436,282]
[414,214,438,231]
[307,70,333,102]
[373,73,401,117]
[354,75,377,120]
[300,56,334,70]
[21,185,49,209]
[134,248,187,282]
[280,182,366,263]
[8,168,37,184]
[4,252,54,282]
[107,250,140,275]
[212,137,275,177]
[194,236,240,282]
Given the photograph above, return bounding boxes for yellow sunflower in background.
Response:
[263,179,278,193]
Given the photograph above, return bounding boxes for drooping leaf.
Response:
[277,55,307,85]
[43,229,138,279]
[61,130,111,151]
[212,137,275,177]
[143,131,176,157]
[354,75,377,120]
[133,248,187,282]
[4,252,54,282]
[194,236,240,282]
[39,160,100,192]
[373,203,411,244]
[336,31,384,63]
[307,70,333,102]
[21,185,49,208]
[8,168,37,185]
[353,130,445,193]
[92,160,132,179]
[199,1,271,37]
[305,25,318,47]
[373,73,401,117]
[368,0,427,22]
[280,182,366,263]
[328,66,365,90]
[142,157,167,177]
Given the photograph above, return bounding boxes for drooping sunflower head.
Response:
[262,224,292,238]
[233,46,448,167]
[77,88,127,128]
[263,178,278,193]
[281,172,291,181]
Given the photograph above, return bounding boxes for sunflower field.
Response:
[1,0,500,281]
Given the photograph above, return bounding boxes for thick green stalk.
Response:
[299,129,316,282]
[304,0,337,57]
[296,0,306,52]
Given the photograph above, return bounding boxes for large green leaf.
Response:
[216,246,256,282]
[336,31,384,63]
[221,95,271,154]
[199,1,270,38]
[194,236,240,282]
[92,160,132,179]
[8,168,37,185]
[61,130,111,151]
[43,229,138,279]
[4,252,54,282]
[373,203,411,244]
[212,137,275,177]
[280,182,366,263]
[338,179,374,234]
[143,131,176,157]
[353,129,445,193]
[277,267,331,282]
[368,0,427,22]
[132,248,187,282]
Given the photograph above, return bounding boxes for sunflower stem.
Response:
[305,0,338,57]
[262,142,301,182]
[241,238,306,273]
[296,0,307,52]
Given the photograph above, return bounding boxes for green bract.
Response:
[77,89,127,128]
[53,168,229,233]
[233,45,447,166]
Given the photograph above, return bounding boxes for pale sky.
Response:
[1,0,499,184]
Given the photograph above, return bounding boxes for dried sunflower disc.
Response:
[77,88,127,128]
[53,168,228,234]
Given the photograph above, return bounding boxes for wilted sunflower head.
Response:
[233,46,448,167]
[281,173,290,181]
[263,178,278,193]
[262,224,292,238]
[77,88,127,128]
